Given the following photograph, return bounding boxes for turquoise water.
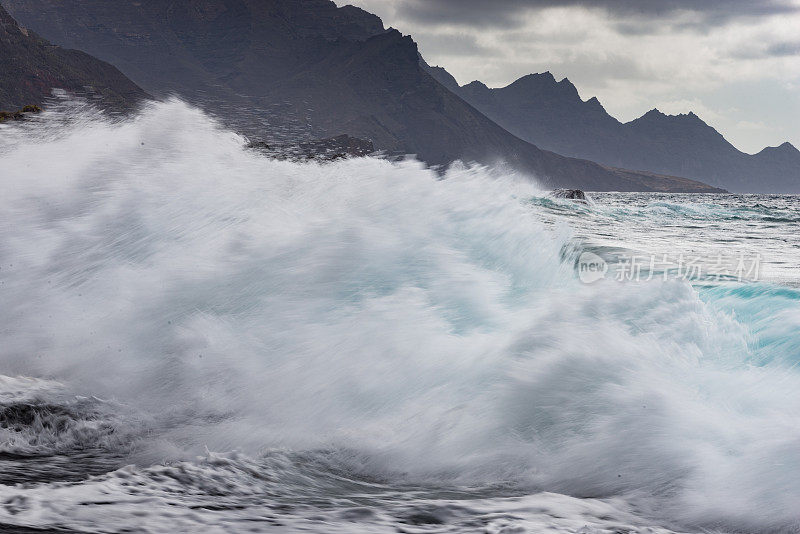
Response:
[532,192,800,286]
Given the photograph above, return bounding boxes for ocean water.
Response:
[1,100,800,533]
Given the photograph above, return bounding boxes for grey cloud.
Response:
[395,0,800,28]
[446,50,653,91]
[397,0,532,28]
[413,32,500,56]
[613,20,665,36]
[547,53,654,84]
[730,40,800,59]
[766,41,800,56]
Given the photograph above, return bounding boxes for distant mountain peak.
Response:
[464,80,489,90]
[511,72,557,87]
[503,72,583,102]
[336,3,384,27]
[584,96,608,112]
[641,108,666,118]
[556,76,580,97]
[679,111,706,124]
[758,141,800,157]
[523,71,555,80]
[635,108,709,127]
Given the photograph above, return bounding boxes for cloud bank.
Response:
[396,0,800,28]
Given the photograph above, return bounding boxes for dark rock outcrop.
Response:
[0,104,41,121]
[0,3,149,111]
[551,189,586,201]
[424,64,799,193]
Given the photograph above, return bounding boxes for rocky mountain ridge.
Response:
[424,64,799,192]
[3,0,723,192]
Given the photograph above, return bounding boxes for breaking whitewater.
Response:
[2,100,800,534]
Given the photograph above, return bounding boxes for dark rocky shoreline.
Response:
[0,105,42,122]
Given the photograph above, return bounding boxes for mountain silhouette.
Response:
[2,0,723,192]
[425,65,799,193]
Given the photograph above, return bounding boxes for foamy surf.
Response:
[1,99,800,533]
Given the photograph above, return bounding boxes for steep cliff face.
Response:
[3,0,386,106]
[4,0,722,192]
[0,3,148,111]
[247,27,721,191]
[426,64,800,193]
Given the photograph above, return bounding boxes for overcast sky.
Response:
[339,0,800,153]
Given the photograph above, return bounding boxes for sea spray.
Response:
[1,100,800,533]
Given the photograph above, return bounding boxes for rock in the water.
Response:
[0,105,41,122]
[551,188,587,201]
[247,134,374,162]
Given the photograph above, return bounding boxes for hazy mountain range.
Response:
[3,0,793,193]
[426,65,800,193]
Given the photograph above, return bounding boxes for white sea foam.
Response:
[1,100,800,533]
